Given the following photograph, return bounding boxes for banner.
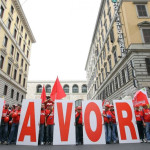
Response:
[0,98,4,125]
[113,100,140,143]
[16,99,41,146]
[82,100,105,144]
[53,100,75,145]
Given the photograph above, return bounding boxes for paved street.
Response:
[0,143,150,150]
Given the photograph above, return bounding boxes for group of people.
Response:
[0,97,150,146]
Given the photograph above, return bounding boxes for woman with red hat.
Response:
[75,106,83,145]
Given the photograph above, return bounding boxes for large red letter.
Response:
[18,102,36,142]
[57,102,73,141]
[116,102,137,140]
[84,102,102,142]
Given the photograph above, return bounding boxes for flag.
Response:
[102,99,105,106]
[50,77,66,101]
[132,88,149,106]
[41,86,46,103]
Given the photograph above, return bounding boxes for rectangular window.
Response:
[103,49,106,60]
[28,40,30,46]
[19,37,22,46]
[3,85,8,95]
[21,59,24,67]
[107,0,109,7]
[109,59,112,71]
[23,78,26,87]
[109,11,112,23]
[145,58,150,75]
[16,52,19,61]
[21,26,23,32]
[110,28,115,43]
[19,74,22,84]
[142,29,150,43]
[115,77,119,90]
[11,89,14,99]
[10,45,14,55]
[25,64,27,71]
[101,31,104,42]
[107,39,110,51]
[105,65,107,77]
[136,5,148,17]
[3,36,8,47]
[101,55,103,65]
[7,19,11,29]
[13,69,17,80]
[122,69,126,85]
[114,51,117,64]
[16,92,19,101]
[104,22,107,33]
[7,63,11,75]
[0,6,4,18]
[10,5,14,14]
[13,29,17,39]
[27,50,29,58]
[0,55,4,69]
[16,16,19,24]
[25,33,27,39]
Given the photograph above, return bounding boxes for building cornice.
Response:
[27,80,87,83]
[12,0,36,43]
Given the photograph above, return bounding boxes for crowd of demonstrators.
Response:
[0,97,150,146]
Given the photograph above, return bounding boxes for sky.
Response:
[19,0,101,81]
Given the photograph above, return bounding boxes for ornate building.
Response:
[0,0,36,104]
[85,0,150,101]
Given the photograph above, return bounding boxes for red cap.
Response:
[47,103,53,106]
[77,106,82,110]
[105,104,110,108]
[142,103,147,107]
[134,104,139,108]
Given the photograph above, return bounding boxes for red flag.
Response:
[102,99,105,107]
[41,86,46,103]
[50,77,66,101]
[132,88,149,106]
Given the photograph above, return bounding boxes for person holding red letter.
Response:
[110,105,118,144]
[7,104,21,145]
[0,103,9,144]
[45,103,54,145]
[75,106,83,145]
[134,104,146,143]
[103,104,112,144]
[39,103,45,145]
[142,103,150,142]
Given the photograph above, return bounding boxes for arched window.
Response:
[63,84,69,93]
[72,84,79,93]
[82,84,87,93]
[46,84,51,93]
[37,84,42,93]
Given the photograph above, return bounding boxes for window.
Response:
[114,51,117,64]
[37,85,42,93]
[3,36,8,47]
[25,33,27,39]
[3,85,8,95]
[101,31,104,42]
[101,55,103,65]
[16,52,19,61]
[25,64,27,71]
[110,28,115,43]
[16,92,19,101]
[11,89,14,99]
[0,6,4,18]
[107,39,110,52]
[13,69,17,80]
[10,5,14,14]
[21,59,24,67]
[136,5,148,17]
[102,71,104,81]
[23,78,26,87]
[0,56,4,69]
[19,37,22,46]
[23,44,25,52]
[27,50,29,58]
[108,58,112,71]
[122,69,126,84]
[19,74,22,84]
[72,85,79,93]
[7,63,11,75]
[28,40,30,46]
[103,49,106,60]
[124,66,130,83]
[13,29,17,39]
[21,26,23,32]
[104,64,107,77]
[145,58,150,75]
[107,0,109,7]
[142,29,150,43]
[104,21,107,33]
[82,85,87,93]
[21,95,24,102]
[7,19,11,29]
[16,16,19,24]
[63,85,69,93]
[109,10,112,23]
[10,45,14,55]
[46,85,51,93]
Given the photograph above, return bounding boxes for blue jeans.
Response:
[112,123,117,142]
[8,123,19,143]
[104,123,111,143]
[46,125,54,143]
[145,122,150,140]
[39,124,45,143]
[0,120,8,142]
